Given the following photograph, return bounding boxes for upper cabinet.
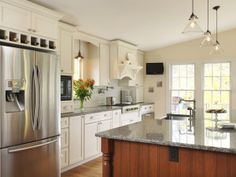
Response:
[99,43,110,86]
[31,13,58,39]
[2,4,31,33]
[59,22,76,74]
[0,1,61,40]
[110,40,142,80]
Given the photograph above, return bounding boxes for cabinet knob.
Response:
[28,28,32,32]
[32,29,36,33]
[61,70,64,73]
[4,36,8,40]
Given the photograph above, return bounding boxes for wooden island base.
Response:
[101,138,236,177]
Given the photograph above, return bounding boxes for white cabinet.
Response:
[59,30,74,74]
[141,104,154,115]
[61,148,69,168]
[61,128,69,148]
[69,116,83,165]
[99,43,110,86]
[136,51,144,86]
[1,2,60,39]
[112,110,121,128]
[120,111,141,126]
[61,117,69,169]
[31,13,58,39]
[2,4,31,32]
[84,111,112,159]
[84,122,99,159]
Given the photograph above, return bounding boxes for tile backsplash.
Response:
[74,80,121,110]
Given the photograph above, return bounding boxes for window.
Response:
[74,59,81,80]
[170,64,195,114]
[204,63,230,124]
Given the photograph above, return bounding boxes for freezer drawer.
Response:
[0,137,60,177]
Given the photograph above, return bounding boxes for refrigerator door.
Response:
[35,51,60,139]
[1,46,36,148]
[0,136,60,177]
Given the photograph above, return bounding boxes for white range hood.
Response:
[110,40,143,81]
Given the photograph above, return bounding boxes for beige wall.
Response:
[144,28,236,119]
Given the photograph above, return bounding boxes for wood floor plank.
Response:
[62,158,102,177]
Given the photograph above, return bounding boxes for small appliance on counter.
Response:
[106,97,117,106]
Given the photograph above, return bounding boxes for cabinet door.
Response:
[2,4,31,32]
[84,122,99,159]
[60,30,73,74]
[61,128,69,148]
[61,148,69,169]
[69,116,83,164]
[99,43,110,86]
[136,52,144,86]
[112,110,121,128]
[31,13,58,39]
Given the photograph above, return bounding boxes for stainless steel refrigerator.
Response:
[0,45,60,177]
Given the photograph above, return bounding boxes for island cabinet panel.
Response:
[101,138,236,177]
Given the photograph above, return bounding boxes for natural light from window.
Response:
[170,64,195,114]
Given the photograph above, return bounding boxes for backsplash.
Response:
[74,80,121,110]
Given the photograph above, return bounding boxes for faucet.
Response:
[179,98,196,120]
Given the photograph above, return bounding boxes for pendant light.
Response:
[75,40,84,60]
[210,6,223,55]
[183,0,203,33]
[200,0,212,46]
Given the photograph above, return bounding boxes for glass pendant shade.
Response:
[210,41,224,55]
[183,13,203,33]
[200,30,213,47]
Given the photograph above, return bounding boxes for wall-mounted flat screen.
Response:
[146,63,164,75]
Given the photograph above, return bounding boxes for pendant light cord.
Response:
[207,0,209,30]
[216,8,218,41]
[192,0,194,13]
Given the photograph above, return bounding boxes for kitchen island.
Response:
[96,117,236,177]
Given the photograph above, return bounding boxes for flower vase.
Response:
[80,99,84,110]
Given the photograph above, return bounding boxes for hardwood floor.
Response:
[62,158,102,177]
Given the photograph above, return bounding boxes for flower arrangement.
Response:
[73,79,95,109]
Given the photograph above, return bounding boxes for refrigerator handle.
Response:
[36,65,42,130]
[8,139,58,153]
[32,66,39,130]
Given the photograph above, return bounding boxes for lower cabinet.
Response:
[61,148,69,169]
[61,117,69,169]
[84,118,112,159]
[121,111,141,126]
[69,116,83,165]
[112,110,121,128]
[84,122,100,159]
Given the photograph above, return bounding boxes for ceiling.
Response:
[29,0,236,51]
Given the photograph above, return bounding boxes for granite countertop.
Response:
[61,102,154,118]
[61,106,122,117]
[96,117,236,154]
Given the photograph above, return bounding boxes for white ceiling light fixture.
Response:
[210,6,223,55]
[182,0,203,34]
[200,0,213,47]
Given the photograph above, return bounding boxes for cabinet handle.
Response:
[90,116,94,119]
[104,114,107,117]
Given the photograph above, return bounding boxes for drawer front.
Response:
[61,117,69,128]
[61,128,69,148]
[100,111,112,121]
[112,110,121,118]
[85,114,98,124]
[61,101,74,113]
[61,148,69,169]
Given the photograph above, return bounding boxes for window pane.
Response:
[187,77,194,90]
[179,65,187,77]
[172,78,179,89]
[187,65,194,77]
[221,77,230,90]
[204,77,212,90]
[213,64,221,76]
[172,65,179,77]
[204,64,212,76]
[221,63,230,76]
[213,77,220,90]
[180,77,187,89]
[204,91,212,105]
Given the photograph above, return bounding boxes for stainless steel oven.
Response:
[61,75,72,101]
